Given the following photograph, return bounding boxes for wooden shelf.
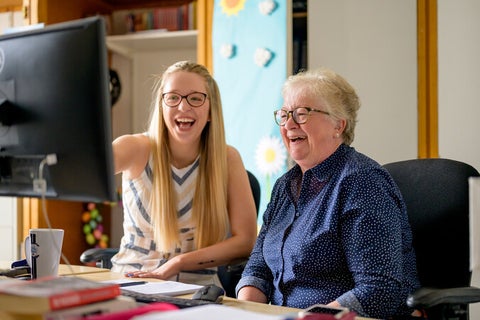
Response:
[292,12,307,19]
[0,0,22,12]
[106,29,197,58]
[98,0,193,10]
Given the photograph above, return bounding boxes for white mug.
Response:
[25,228,64,279]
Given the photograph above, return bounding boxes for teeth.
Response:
[289,136,306,142]
[177,118,194,123]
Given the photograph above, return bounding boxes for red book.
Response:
[153,6,181,31]
[0,276,120,315]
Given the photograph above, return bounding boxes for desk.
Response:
[57,264,110,276]
[1,264,372,319]
[73,269,373,319]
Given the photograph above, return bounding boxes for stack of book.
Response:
[0,276,137,320]
[123,3,194,33]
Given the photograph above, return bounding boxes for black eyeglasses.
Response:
[162,92,208,108]
[274,107,330,126]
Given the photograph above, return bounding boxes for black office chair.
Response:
[81,170,260,298]
[383,158,480,320]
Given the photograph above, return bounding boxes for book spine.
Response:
[49,285,121,310]
[44,296,136,320]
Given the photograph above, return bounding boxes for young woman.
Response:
[110,61,257,285]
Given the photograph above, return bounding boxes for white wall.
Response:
[438,0,480,172]
[308,0,417,165]
[0,198,18,261]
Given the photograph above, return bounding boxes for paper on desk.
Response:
[102,279,202,296]
[130,304,288,320]
[470,177,480,271]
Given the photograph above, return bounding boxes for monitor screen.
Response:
[0,16,116,202]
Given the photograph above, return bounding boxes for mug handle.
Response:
[24,235,38,279]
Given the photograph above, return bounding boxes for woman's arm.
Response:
[237,286,268,303]
[112,134,150,178]
[336,170,409,317]
[236,177,282,303]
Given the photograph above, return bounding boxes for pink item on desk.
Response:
[84,302,179,320]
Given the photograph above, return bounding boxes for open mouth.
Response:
[289,136,306,143]
[175,118,195,128]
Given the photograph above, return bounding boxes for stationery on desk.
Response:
[101,279,203,296]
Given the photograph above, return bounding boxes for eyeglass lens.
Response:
[275,107,311,125]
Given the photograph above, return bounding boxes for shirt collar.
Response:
[287,144,349,183]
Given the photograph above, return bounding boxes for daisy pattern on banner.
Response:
[255,135,287,202]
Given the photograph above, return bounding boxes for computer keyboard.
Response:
[121,289,219,308]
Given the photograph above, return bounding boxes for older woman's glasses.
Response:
[162,92,208,108]
[274,107,330,126]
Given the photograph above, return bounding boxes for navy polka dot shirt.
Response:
[237,144,420,319]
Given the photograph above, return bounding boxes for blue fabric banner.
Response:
[213,0,288,224]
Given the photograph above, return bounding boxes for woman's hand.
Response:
[125,256,182,280]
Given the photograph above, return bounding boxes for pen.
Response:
[119,281,148,287]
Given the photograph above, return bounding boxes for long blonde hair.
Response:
[147,61,229,252]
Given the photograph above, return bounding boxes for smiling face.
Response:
[281,85,345,173]
[162,71,210,150]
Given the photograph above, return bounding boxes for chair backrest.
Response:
[383,158,479,289]
[246,170,261,216]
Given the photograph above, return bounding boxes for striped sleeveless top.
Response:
[111,156,200,273]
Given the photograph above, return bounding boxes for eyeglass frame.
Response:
[273,107,330,126]
[162,92,208,108]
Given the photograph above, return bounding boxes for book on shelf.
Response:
[153,4,190,31]
[4,295,137,320]
[0,276,121,314]
[122,3,194,33]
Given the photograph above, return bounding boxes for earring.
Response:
[335,133,340,138]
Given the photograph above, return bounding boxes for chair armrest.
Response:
[80,247,119,269]
[224,257,249,273]
[407,286,480,309]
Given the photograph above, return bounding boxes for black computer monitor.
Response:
[0,16,116,202]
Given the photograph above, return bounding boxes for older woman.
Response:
[236,67,420,319]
